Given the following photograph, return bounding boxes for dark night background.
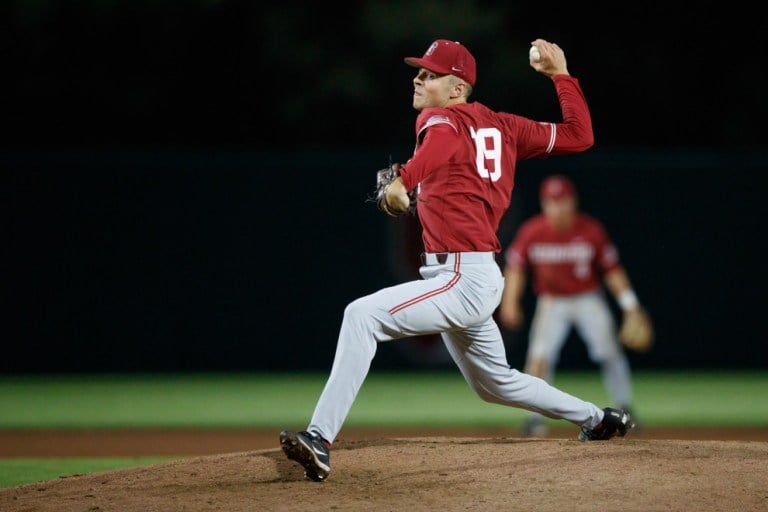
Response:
[1,1,765,373]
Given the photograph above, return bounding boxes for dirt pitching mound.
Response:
[2,436,767,512]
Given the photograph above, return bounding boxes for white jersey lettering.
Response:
[529,242,594,279]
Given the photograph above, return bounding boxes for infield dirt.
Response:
[1,427,767,511]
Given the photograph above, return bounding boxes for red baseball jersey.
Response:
[399,75,593,254]
[505,212,621,295]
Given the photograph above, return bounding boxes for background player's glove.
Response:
[619,308,654,352]
[373,161,416,217]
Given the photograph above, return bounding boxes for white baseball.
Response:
[529,46,541,62]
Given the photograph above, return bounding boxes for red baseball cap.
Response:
[539,175,577,199]
[404,39,477,86]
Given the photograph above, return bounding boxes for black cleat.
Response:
[621,406,641,431]
[280,429,331,481]
[578,408,635,441]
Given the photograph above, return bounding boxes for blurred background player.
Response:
[498,174,652,437]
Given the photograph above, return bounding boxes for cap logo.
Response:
[404,39,477,86]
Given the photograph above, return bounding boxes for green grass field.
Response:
[1,370,766,487]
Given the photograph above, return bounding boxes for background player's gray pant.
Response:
[527,292,633,418]
[308,252,603,443]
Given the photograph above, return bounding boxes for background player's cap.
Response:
[540,175,577,200]
[404,39,477,86]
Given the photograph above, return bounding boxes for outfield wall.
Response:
[2,147,765,372]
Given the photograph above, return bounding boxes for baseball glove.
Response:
[619,308,654,352]
[372,160,417,217]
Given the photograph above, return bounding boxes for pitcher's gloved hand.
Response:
[374,162,417,217]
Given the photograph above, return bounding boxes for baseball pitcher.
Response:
[280,38,635,482]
